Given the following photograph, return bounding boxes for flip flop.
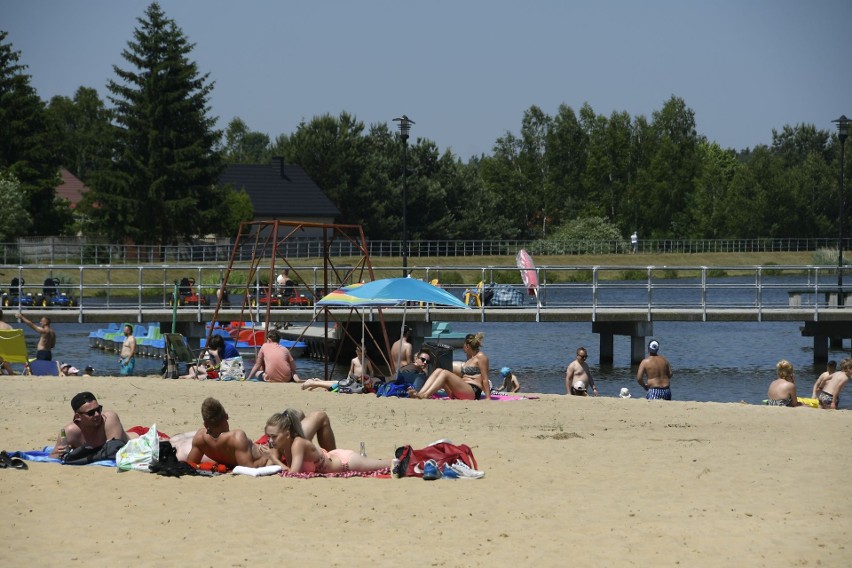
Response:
[0,451,14,469]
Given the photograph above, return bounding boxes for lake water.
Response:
[16,318,849,409]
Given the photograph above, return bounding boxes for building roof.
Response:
[55,168,89,209]
[219,159,340,219]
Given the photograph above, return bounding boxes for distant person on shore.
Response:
[812,360,836,399]
[119,324,136,376]
[49,391,130,459]
[496,367,521,393]
[15,314,55,360]
[349,345,375,380]
[766,359,805,407]
[409,333,490,400]
[814,358,852,410]
[0,309,12,330]
[390,325,413,371]
[637,340,673,400]
[245,329,299,382]
[566,347,597,396]
[630,231,638,254]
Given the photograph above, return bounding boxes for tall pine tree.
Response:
[84,2,223,245]
[0,30,67,235]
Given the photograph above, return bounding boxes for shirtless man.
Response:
[49,391,130,459]
[246,329,299,382]
[565,346,597,396]
[119,324,136,376]
[390,325,413,371]
[0,309,12,330]
[813,358,852,410]
[176,397,338,466]
[812,360,836,399]
[15,313,55,360]
[637,340,673,400]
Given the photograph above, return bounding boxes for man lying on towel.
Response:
[49,391,131,461]
[172,397,338,469]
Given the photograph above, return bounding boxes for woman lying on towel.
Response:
[264,409,390,474]
[408,332,491,401]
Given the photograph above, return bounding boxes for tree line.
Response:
[1,2,848,247]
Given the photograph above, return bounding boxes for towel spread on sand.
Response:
[10,448,115,467]
[279,468,391,479]
[233,465,282,477]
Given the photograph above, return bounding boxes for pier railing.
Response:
[1,263,849,319]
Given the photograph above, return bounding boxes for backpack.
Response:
[394,441,477,478]
[375,382,409,398]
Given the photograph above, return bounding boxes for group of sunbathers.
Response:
[50,391,391,474]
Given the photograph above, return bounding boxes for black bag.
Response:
[148,441,198,477]
[62,438,127,465]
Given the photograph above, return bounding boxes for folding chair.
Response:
[163,333,199,379]
[463,281,484,307]
[0,329,32,374]
[26,359,61,376]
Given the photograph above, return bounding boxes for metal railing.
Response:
[1,264,849,321]
[3,237,848,264]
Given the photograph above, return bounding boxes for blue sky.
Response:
[5,0,851,159]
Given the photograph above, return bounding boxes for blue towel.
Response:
[9,447,116,467]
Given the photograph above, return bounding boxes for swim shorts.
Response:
[646,387,672,400]
[818,391,836,409]
[119,357,136,376]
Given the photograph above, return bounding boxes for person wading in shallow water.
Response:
[637,340,673,400]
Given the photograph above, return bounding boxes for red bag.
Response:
[395,442,477,478]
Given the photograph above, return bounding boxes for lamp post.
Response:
[833,115,848,305]
[393,115,414,276]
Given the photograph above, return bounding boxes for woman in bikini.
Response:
[766,359,804,407]
[409,332,490,400]
[264,409,391,474]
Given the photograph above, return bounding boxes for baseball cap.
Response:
[648,340,660,354]
[573,381,587,392]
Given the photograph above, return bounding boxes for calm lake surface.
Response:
[18,318,849,409]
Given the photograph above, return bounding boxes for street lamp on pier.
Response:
[832,115,848,305]
[393,115,414,276]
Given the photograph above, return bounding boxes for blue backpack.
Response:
[375,382,410,398]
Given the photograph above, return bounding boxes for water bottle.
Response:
[359,442,366,457]
[59,428,67,452]
[392,458,401,478]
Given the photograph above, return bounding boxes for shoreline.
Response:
[1,375,850,566]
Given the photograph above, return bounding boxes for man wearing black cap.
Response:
[637,340,673,400]
[49,392,130,459]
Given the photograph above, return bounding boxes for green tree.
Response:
[222,117,270,164]
[0,170,33,240]
[0,30,66,235]
[83,2,223,245]
[46,87,113,182]
[687,141,739,238]
[545,104,587,229]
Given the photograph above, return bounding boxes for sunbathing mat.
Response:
[278,468,390,479]
[8,448,115,467]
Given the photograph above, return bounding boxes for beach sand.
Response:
[1,375,849,567]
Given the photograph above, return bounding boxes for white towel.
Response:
[232,465,282,477]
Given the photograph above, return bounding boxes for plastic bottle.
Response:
[359,442,366,457]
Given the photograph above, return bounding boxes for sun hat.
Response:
[500,366,511,378]
[648,340,660,354]
[619,387,632,398]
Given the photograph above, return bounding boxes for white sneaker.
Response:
[449,461,485,479]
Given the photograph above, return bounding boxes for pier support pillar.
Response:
[801,322,851,363]
[592,321,654,365]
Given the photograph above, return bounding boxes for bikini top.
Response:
[461,365,480,376]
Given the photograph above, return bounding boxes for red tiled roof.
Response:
[55,168,89,209]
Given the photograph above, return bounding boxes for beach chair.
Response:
[162,333,198,379]
[0,329,30,365]
[25,359,61,376]
[463,281,484,307]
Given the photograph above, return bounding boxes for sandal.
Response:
[0,450,27,470]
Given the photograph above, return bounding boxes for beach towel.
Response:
[9,448,115,467]
[233,465,282,477]
[278,468,390,479]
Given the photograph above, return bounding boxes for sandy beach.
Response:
[1,374,849,567]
